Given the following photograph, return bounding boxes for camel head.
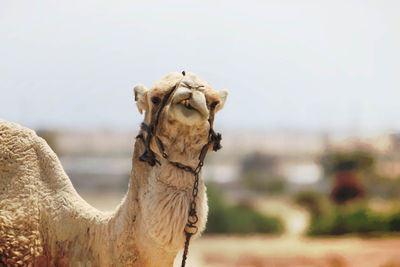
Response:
[133,72,228,164]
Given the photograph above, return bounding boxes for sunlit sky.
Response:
[1,0,399,135]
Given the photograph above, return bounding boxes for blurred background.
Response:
[2,0,400,266]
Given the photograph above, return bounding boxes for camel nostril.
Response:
[210,101,219,110]
[152,96,161,105]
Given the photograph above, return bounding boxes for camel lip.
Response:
[173,98,209,119]
[176,98,194,111]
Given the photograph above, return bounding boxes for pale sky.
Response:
[1,0,399,135]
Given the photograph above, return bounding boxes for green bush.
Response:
[294,191,400,236]
[320,150,375,177]
[206,183,284,234]
[308,208,389,236]
[294,191,330,217]
[388,213,400,231]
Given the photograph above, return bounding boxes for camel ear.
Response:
[217,90,228,111]
[133,84,149,114]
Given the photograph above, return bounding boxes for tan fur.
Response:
[0,72,227,266]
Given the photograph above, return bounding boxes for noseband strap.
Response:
[135,82,178,166]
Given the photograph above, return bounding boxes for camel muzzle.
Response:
[171,87,209,119]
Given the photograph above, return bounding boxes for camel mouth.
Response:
[173,98,209,119]
[168,92,209,125]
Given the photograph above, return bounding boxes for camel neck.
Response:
[108,138,207,266]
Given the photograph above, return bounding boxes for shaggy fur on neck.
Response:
[0,120,207,266]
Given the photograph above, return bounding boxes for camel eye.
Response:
[151,96,161,105]
[210,101,219,110]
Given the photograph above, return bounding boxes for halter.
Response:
[135,71,222,267]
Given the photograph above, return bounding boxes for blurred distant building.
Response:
[326,133,400,179]
[284,163,321,185]
[203,163,240,183]
[37,129,400,196]
[367,134,400,178]
[241,152,282,177]
[221,132,325,156]
[376,161,400,179]
[327,133,400,154]
[392,134,400,152]
[37,131,134,192]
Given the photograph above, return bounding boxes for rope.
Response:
[181,232,192,267]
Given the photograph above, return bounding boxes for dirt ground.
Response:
[82,192,400,267]
[176,235,400,267]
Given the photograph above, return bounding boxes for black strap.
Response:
[151,85,177,135]
[137,84,178,166]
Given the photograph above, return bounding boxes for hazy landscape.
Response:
[2,1,400,266]
[35,128,400,267]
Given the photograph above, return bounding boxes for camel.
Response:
[0,72,228,266]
